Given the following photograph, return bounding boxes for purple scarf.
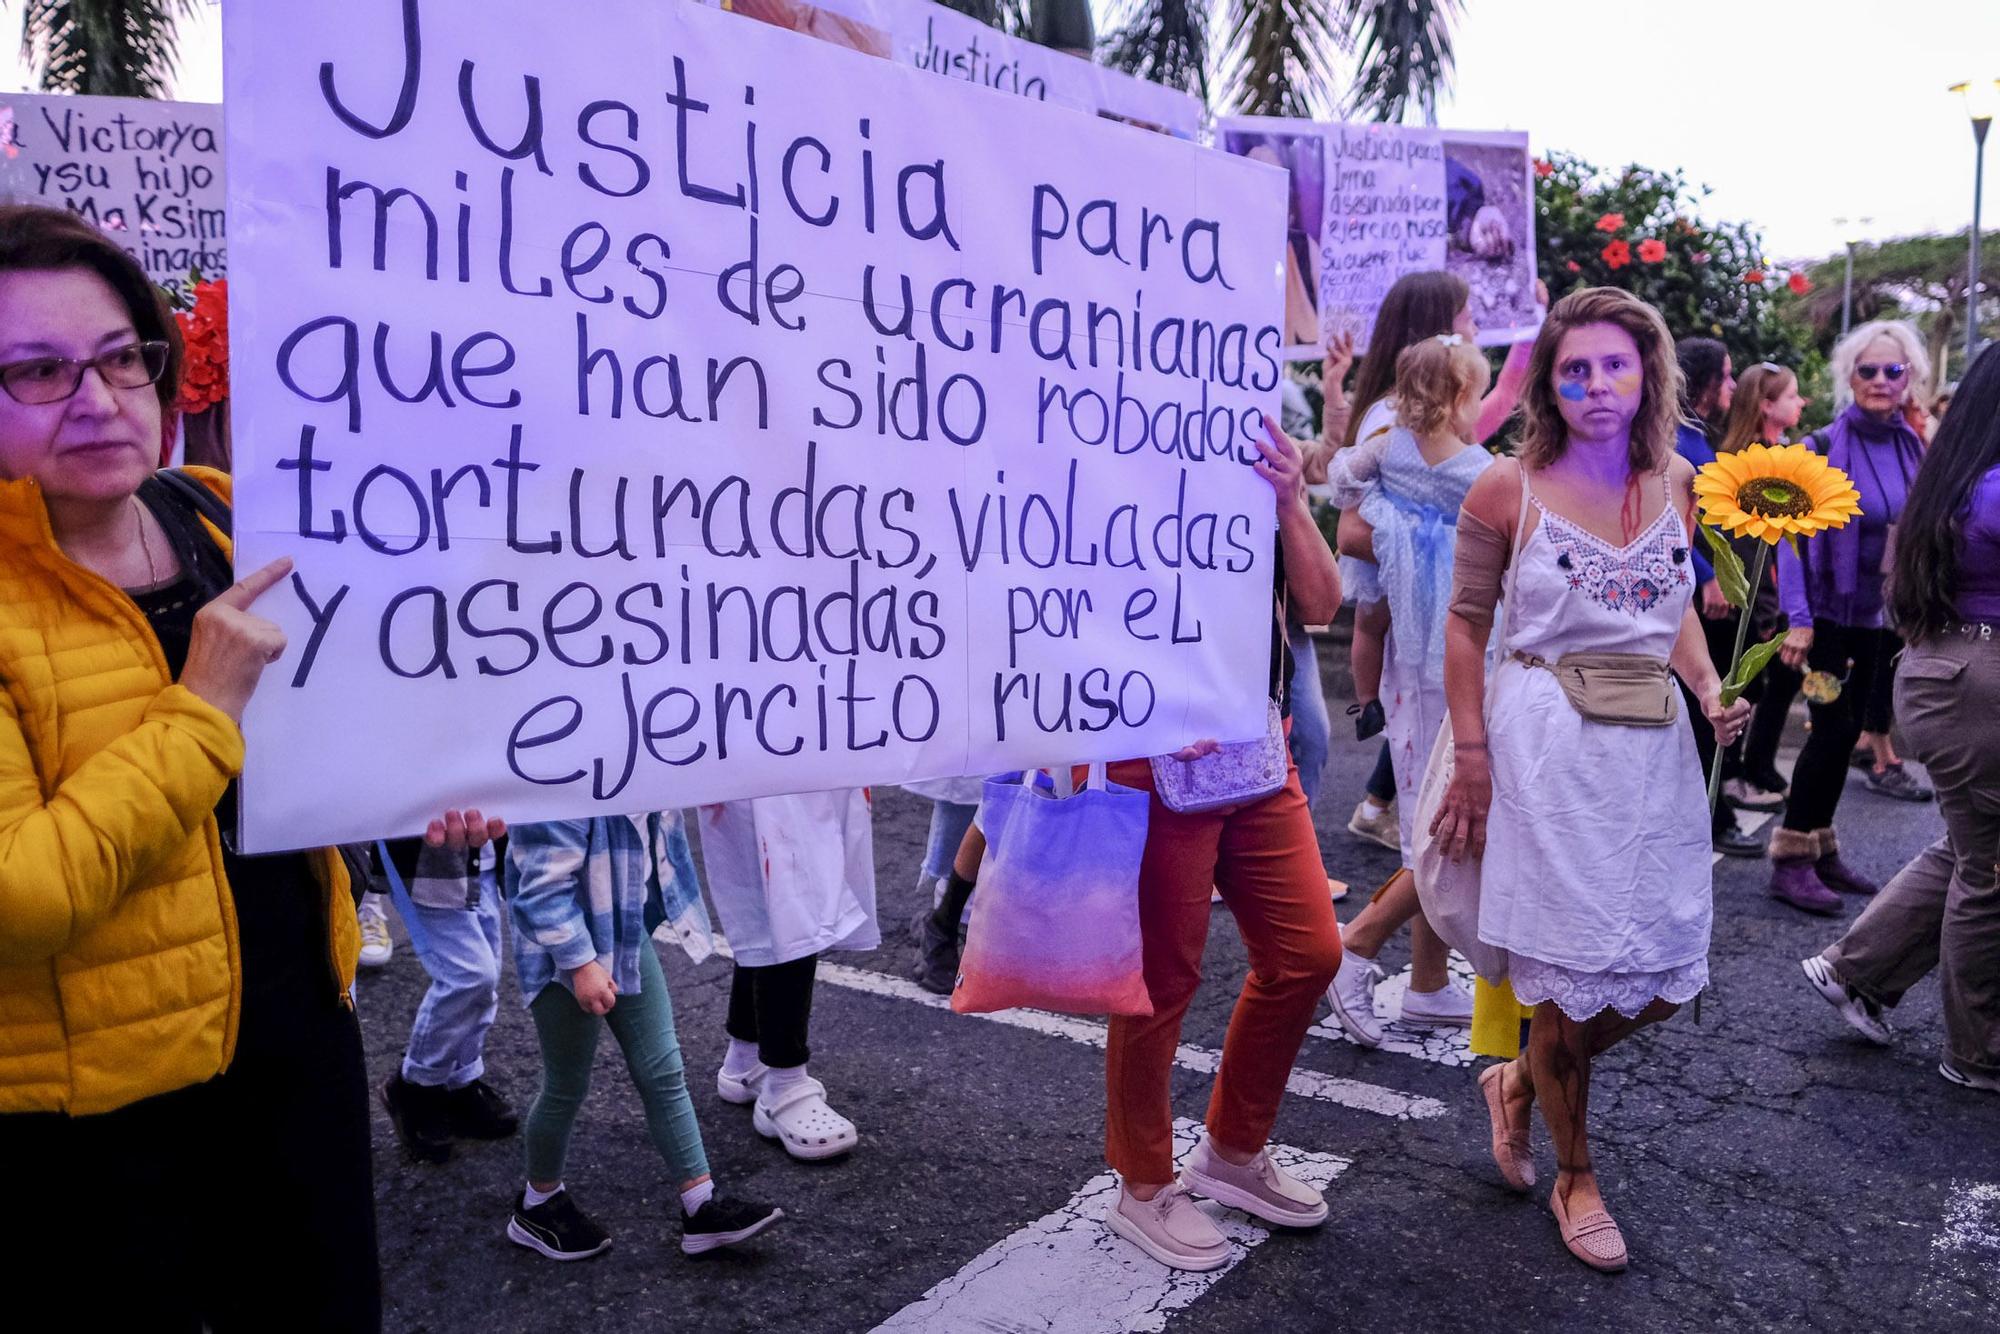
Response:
[1812,403,1923,610]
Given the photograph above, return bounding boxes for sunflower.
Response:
[1692,443,1862,544]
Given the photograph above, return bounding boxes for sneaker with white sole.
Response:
[1401,981,1475,1028]
[1326,944,1384,1047]
[1799,956,1893,1046]
[507,1188,611,1262]
[681,1196,785,1255]
[1104,1182,1232,1272]
[1939,1061,2000,1093]
[1346,798,1399,851]
[357,896,394,969]
[1179,1135,1327,1228]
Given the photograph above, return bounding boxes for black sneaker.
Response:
[681,1196,785,1256]
[1863,762,1934,803]
[508,1188,612,1262]
[380,1073,452,1163]
[445,1079,520,1140]
[911,910,959,996]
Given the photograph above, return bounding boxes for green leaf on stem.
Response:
[1698,522,1751,608]
[1720,633,1786,706]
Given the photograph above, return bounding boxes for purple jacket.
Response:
[1778,404,1923,629]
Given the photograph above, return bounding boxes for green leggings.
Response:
[525,942,710,1186]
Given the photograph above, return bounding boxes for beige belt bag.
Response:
[1514,651,1679,727]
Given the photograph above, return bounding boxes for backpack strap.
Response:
[154,467,232,536]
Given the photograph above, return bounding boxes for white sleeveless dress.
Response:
[1478,476,1713,1021]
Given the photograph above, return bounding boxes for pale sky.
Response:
[5,0,1996,263]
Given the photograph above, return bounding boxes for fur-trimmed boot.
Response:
[1812,827,1879,897]
[1768,828,1843,915]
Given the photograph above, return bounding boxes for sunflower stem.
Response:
[1706,541,1771,815]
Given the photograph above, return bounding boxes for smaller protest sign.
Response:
[1217,117,1539,356]
[0,93,224,304]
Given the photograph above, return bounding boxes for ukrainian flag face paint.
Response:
[1551,322,1645,442]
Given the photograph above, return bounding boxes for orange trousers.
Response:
[1101,754,1343,1185]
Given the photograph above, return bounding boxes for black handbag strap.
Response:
[135,469,233,599]
[154,467,233,536]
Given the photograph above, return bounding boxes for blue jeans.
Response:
[923,799,979,883]
[394,864,504,1090]
[1286,623,1330,810]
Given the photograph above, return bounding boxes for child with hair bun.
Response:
[1325,334,1497,1039]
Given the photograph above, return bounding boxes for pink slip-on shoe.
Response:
[1550,1186,1628,1273]
[1476,1064,1535,1192]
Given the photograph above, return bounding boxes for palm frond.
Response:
[1339,0,1461,123]
[1096,0,1211,100]
[1216,0,1351,117]
[22,0,203,99]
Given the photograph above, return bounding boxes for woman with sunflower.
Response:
[1801,341,2000,1094]
[1768,320,1931,914]
[1430,288,1752,1272]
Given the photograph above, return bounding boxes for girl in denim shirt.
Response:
[504,811,786,1261]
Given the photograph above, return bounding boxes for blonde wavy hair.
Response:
[1717,361,1797,455]
[1829,318,1931,411]
[1394,337,1491,437]
[1515,287,1683,474]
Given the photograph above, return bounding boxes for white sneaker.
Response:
[1180,1135,1328,1228]
[1799,956,1893,1046]
[1104,1182,1232,1272]
[357,896,393,969]
[1400,981,1475,1028]
[1346,798,1399,851]
[1326,942,1384,1047]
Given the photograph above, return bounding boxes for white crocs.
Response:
[752,1076,857,1160]
[716,1062,768,1106]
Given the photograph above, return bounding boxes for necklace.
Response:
[133,497,160,587]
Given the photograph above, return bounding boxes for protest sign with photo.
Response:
[224,0,1287,852]
[1216,117,1538,356]
[0,92,224,304]
[717,0,1203,136]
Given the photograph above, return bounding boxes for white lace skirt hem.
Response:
[1508,954,1709,1022]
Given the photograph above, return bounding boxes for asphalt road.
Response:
[357,650,1995,1334]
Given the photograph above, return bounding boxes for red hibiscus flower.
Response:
[1745,269,1766,285]
[1565,260,1582,273]
[1601,239,1632,270]
[1787,272,1811,295]
[1533,158,1554,178]
[174,278,229,415]
[1595,212,1626,233]
[1637,238,1668,265]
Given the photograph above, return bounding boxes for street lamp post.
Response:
[1951,80,1998,366]
[1833,217,1873,338]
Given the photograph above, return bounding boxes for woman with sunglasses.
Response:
[1769,320,1931,914]
[0,205,491,1330]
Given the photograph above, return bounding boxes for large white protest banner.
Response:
[226,0,1287,852]
[0,93,225,304]
[1216,118,1538,357]
[715,0,1203,138]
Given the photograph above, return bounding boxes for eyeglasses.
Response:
[1854,362,1908,383]
[0,340,169,405]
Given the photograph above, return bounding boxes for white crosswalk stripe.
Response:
[817,962,1448,1119]
[871,1119,1348,1334]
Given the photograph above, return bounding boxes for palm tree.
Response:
[1098,0,1462,121]
[20,0,202,99]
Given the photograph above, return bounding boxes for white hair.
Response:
[1829,319,1931,411]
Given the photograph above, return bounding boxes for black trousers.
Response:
[5,986,380,1332]
[726,954,819,1069]
[1741,658,1803,782]
[1861,629,1902,736]
[1684,610,1745,799]
[1784,619,1899,832]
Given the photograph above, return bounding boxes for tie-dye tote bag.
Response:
[951,765,1153,1017]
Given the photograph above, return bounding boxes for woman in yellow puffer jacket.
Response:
[0,205,499,1332]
